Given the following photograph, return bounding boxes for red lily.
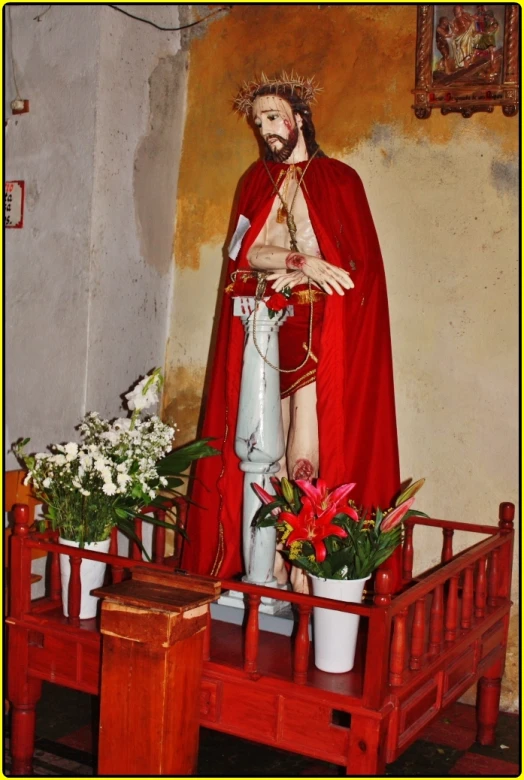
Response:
[281,497,348,563]
[295,478,358,522]
[381,497,415,533]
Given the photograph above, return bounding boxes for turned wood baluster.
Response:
[475,557,487,618]
[429,584,444,654]
[390,608,408,685]
[487,549,500,607]
[68,556,82,627]
[202,609,212,661]
[461,565,474,629]
[244,594,261,673]
[132,518,143,560]
[153,510,166,564]
[293,604,312,684]
[444,575,459,641]
[109,528,124,584]
[410,598,426,670]
[50,531,61,602]
[374,569,393,607]
[441,529,454,563]
[497,502,514,600]
[402,520,414,581]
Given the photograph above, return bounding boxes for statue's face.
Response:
[252,95,302,162]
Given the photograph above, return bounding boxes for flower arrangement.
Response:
[254,477,425,580]
[14,369,219,549]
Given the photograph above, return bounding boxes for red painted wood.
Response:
[409,516,498,534]
[96,570,218,775]
[244,593,261,673]
[293,604,312,684]
[475,557,487,618]
[109,528,118,556]
[487,549,500,607]
[402,521,414,581]
[68,556,82,627]
[347,715,386,775]
[428,585,444,655]
[389,608,407,686]
[444,575,459,641]
[410,598,425,670]
[476,675,502,745]
[132,518,143,560]
[203,608,211,661]
[373,568,393,607]
[461,565,474,629]
[441,528,454,563]
[50,550,61,601]
[5,501,515,776]
[153,512,166,563]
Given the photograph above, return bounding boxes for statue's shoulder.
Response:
[315,157,365,192]
[317,156,362,182]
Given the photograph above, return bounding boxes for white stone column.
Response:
[233,296,292,586]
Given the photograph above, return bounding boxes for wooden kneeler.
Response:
[94,568,220,776]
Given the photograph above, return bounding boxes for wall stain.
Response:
[134,51,188,275]
[490,159,518,197]
[173,5,518,272]
[163,364,206,444]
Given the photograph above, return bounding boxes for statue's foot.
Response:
[291,567,310,595]
[273,549,290,586]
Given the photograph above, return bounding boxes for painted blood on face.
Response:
[292,458,315,480]
[286,252,306,270]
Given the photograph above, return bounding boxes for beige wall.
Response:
[164,5,519,710]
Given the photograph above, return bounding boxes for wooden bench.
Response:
[6,501,514,775]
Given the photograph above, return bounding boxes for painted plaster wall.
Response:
[165,5,519,710]
[6,5,186,462]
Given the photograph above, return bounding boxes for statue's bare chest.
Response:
[260,171,321,257]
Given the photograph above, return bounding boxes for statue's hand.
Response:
[268,253,354,296]
[269,270,310,292]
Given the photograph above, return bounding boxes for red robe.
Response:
[181,157,401,583]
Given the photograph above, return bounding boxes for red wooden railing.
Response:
[8,501,514,706]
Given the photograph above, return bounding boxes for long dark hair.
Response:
[251,84,326,159]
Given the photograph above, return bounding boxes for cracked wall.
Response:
[6,5,187,457]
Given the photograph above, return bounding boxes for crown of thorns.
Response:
[234,71,322,115]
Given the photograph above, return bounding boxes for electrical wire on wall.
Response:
[7,4,232,119]
[107,4,232,32]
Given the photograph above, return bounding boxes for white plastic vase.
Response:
[310,574,370,673]
[59,537,111,619]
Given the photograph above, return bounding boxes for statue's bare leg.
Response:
[273,382,319,591]
[287,382,319,593]
[273,396,290,584]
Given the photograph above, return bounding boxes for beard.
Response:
[264,124,299,162]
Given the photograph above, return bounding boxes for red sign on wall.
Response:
[5,180,24,228]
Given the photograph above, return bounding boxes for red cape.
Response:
[182,157,401,582]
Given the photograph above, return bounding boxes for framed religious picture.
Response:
[412,4,519,118]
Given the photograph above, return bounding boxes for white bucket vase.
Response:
[310,574,370,673]
[59,537,111,619]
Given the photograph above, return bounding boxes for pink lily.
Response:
[281,497,348,563]
[295,478,358,522]
[381,497,415,533]
[252,482,276,505]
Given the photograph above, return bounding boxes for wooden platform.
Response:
[6,501,515,775]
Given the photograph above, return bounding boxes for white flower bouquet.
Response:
[14,369,219,549]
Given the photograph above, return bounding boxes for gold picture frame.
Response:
[412,4,519,118]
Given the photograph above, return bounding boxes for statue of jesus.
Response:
[182,73,401,590]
